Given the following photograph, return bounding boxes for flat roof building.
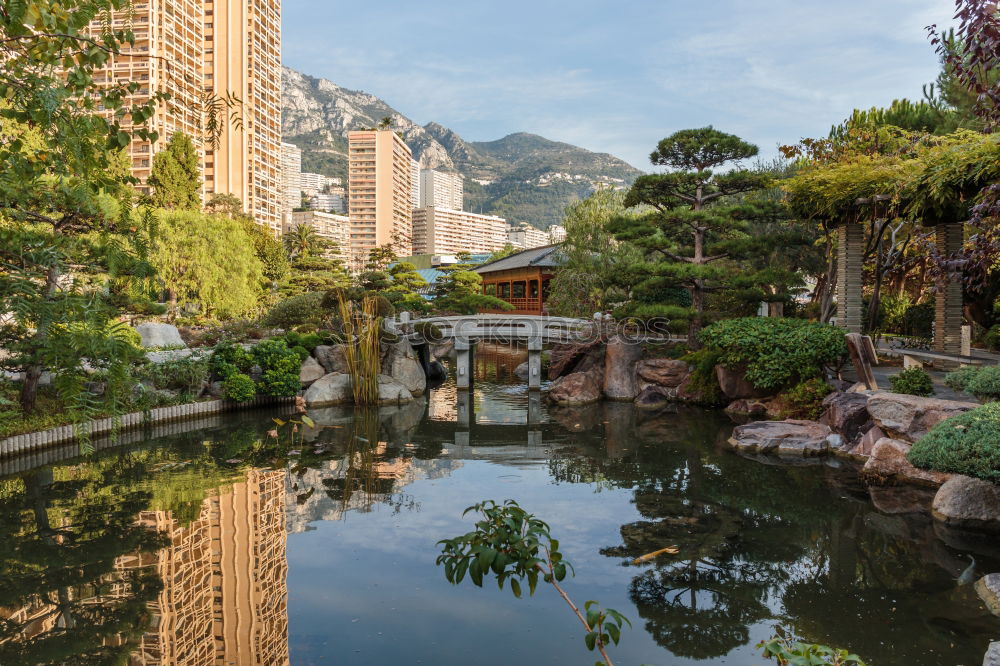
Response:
[412,207,508,256]
[280,142,302,214]
[286,210,351,265]
[418,169,464,210]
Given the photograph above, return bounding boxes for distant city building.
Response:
[280,142,302,214]
[307,192,348,214]
[348,130,414,269]
[85,0,282,231]
[548,225,567,244]
[299,172,341,196]
[412,207,508,255]
[507,222,550,250]
[419,169,464,210]
[286,211,351,264]
[410,159,421,209]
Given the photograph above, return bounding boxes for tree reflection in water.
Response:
[548,403,1000,665]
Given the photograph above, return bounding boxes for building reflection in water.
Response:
[125,468,290,666]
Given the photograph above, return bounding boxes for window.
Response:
[513,281,526,299]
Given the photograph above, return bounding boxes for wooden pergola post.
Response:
[934,222,963,355]
[836,222,864,333]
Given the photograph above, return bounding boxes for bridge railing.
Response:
[387,313,597,345]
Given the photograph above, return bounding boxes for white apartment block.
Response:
[418,169,464,210]
[299,172,341,195]
[548,225,567,243]
[507,222,551,250]
[307,192,347,214]
[280,142,302,214]
[410,159,421,209]
[412,207,508,255]
[285,211,351,265]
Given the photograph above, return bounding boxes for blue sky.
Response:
[282,0,954,171]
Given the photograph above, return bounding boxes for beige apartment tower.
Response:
[87,0,283,232]
[348,130,414,269]
[412,207,508,255]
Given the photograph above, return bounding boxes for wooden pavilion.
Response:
[473,245,563,315]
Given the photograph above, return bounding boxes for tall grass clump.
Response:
[336,292,382,405]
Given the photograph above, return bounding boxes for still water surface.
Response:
[1,344,998,665]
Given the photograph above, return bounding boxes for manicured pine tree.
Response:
[610,127,769,346]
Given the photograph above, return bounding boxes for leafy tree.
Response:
[610,128,768,346]
[206,194,288,283]
[487,243,519,263]
[204,192,244,218]
[147,132,201,210]
[0,0,170,413]
[149,210,264,318]
[548,188,642,317]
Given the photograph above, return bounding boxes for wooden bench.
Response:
[891,348,988,368]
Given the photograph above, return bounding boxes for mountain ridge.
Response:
[281,66,643,229]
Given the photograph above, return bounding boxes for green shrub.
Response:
[908,402,1000,483]
[252,338,302,398]
[699,318,847,391]
[984,325,1000,352]
[778,378,833,420]
[140,357,209,394]
[290,345,310,362]
[261,292,325,330]
[944,365,981,392]
[889,367,934,397]
[679,348,724,405]
[966,366,1000,401]
[121,325,144,349]
[209,341,253,379]
[413,321,444,342]
[222,373,257,402]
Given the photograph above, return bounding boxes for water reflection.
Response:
[0,368,997,664]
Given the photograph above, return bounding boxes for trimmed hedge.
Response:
[699,317,847,390]
[889,367,934,397]
[908,402,1000,483]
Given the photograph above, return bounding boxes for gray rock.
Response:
[299,356,326,387]
[862,437,951,488]
[303,373,352,406]
[314,344,349,374]
[514,361,530,379]
[135,322,186,349]
[975,574,1000,617]
[548,371,602,406]
[637,358,689,388]
[426,360,447,381]
[603,337,642,400]
[382,339,426,395]
[145,348,195,363]
[867,392,979,442]
[728,420,834,457]
[932,475,1000,534]
[868,485,936,515]
[377,374,413,404]
[986,642,1000,666]
[724,398,768,418]
[819,391,871,444]
[634,385,672,410]
[841,425,886,461]
[715,364,770,400]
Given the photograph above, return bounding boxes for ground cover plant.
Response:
[907,402,1000,483]
[888,367,935,396]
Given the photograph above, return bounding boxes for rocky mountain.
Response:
[281,66,643,229]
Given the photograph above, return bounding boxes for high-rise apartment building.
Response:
[307,192,347,214]
[418,169,464,210]
[286,211,351,264]
[86,1,206,194]
[410,159,421,209]
[87,0,283,232]
[280,142,302,213]
[507,222,551,250]
[299,172,341,195]
[203,0,283,232]
[412,207,508,255]
[348,130,414,269]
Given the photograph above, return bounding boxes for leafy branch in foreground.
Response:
[758,633,866,666]
[436,499,630,666]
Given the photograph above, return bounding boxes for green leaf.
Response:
[584,631,597,652]
[510,578,521,598]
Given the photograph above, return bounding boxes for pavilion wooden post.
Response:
[933,222,963,356]
[836,222,864,333]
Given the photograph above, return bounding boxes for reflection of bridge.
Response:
[387,314,593,390]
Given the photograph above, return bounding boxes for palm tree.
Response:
[283,223,321,259]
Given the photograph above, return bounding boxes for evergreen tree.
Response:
[610,128,768,346]
[385,262,429,312]
[432,253,512,314]
[147,132,201,210]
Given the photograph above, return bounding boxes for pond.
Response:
[0,344,997,665]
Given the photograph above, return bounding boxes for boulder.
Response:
[868,485,937,515]
[548,371,602,406]
[724,399,768,418]
[715,364,770,400]
[426,360,448,382]
[603,337,642,400]
[932,475,1000,534]
[135,322,186,349]
[841,425,885,461]
[377,374,413,404]
[867,392,979,442]
[381,339,426,396]
[637,358,689,388]
[634,385,672,411]
[818,391,871,444]
[514,361,530,379]
[986,642,1000,666]
[862,438,952,488]
[728,420,834,457]
[299,356,326,387]
[975,574,1000,617]
[303,373,352,406]
[549,341,603,379]
[314,345,349,374]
